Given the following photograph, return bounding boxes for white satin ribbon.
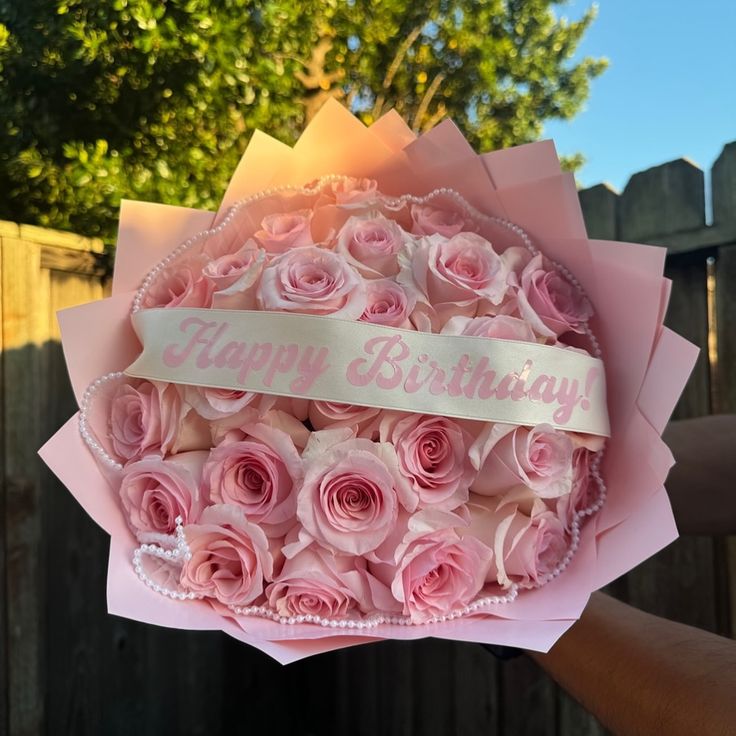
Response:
[126,308,610,436]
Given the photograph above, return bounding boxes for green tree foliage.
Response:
[0,0,605,241]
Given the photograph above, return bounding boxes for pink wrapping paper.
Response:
[39,99,697,663]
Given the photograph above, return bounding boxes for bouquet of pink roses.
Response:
[40,101,697,663]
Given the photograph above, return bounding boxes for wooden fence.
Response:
[1,141,735,735]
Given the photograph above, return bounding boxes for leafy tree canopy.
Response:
[0,0,605,241]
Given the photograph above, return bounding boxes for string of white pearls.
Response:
[227,586,520,629]
[132,516,202,601]
[78,372,125,471]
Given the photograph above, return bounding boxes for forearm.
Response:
[530,592,736,735]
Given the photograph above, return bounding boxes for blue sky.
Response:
[544,0,736,193]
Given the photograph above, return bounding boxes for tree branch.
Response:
[294,37,346,122]
[420,102,447,132]
[412,71,445,132]
[371,24,423,120]
[294,37,340,89]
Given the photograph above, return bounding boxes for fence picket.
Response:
[712,143,736,227]
[619,158,705,241]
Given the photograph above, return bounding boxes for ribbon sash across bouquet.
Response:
[40,100,698,663]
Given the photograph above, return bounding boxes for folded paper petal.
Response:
[638,327,700,434]
[593,486,678,589]
[481,139,562,189]
[216,130,295,222]
[39,415,129,539]
[58,293,141,405]
[113,200,216,296]
[368,109,417,151]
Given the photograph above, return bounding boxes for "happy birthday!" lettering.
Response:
[159,317,599,425]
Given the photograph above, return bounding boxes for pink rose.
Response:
[297,429,416,556]
[119,451,207,536]
[399,232,509,328]
[268,532,288,580]
[203,422,303,535]
[257,246,366,319]
[109,380,168,461]
[335,213,407,278]
[555,448,596,532]
[203,241,261,289]
[466,493,568,587]
[180,504,273,606]
[441,314,537,342]
[516,254,593,336]
[362,506,415,567]
[109,380,209,462]
[410,203,470,238]
[143,254,214,309]
[309,176,379,207]
[260,396,310,425]
[359,279,416,328]
[390,511,493,622]
[256,407,312,450]
[266,543,396,618]
[470,423,573,498]
[254,209,314,253]
[183,385,260,421]
[330,177,379,206]
[204,243,265,310]
[382,413,476,510]
[308,401,381,433]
